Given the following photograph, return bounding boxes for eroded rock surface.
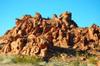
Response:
[0,12,100,59]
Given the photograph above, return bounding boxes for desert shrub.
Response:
[11,55,42,64]
[0,55,42,64]
[87,56,98,64]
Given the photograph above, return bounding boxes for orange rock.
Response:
[0,12,100,59]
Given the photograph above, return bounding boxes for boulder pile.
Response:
[0,12,100,59]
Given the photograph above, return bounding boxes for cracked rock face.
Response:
[0,12,100,58]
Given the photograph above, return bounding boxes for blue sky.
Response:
[0,0,100,36]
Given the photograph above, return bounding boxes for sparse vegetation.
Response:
[0,53,99,66]
[0,55,42,64]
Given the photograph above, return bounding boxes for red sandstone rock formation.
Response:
[0,12,100,59]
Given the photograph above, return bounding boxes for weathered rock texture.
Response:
[0,12,100,58]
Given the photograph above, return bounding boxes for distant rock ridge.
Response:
[0,11,100,59]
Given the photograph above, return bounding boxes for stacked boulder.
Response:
[0,11,100,58]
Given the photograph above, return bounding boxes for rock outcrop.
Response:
[0,12,100,59]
